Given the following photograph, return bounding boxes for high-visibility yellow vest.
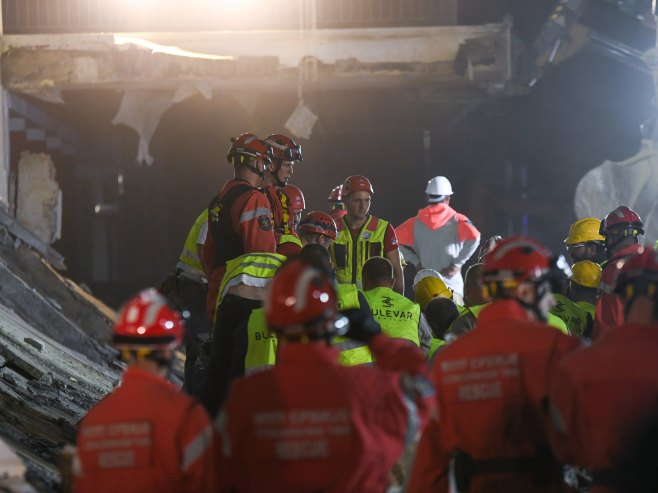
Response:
[551,294,592,337]
[332,283,374,366]
[244,308,278,374]
[177,209,208,276]
[215,252,286,318]
[279,234,302,248]
[330,215,390,288]
[428,338,446,359]
[364,287,420,346]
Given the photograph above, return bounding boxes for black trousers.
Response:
[200,294,261,416]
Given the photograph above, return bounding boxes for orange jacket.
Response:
[203,179,276,319]
[593,243,642,339]
[216,334,435,493]
[549,323,658,492]
[408,299,580,493]
[74,368,218,493]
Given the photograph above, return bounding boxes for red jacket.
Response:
[203,180,277,319]
[549,323,658,492]
[74,368,218,493]
[407,299,580,493]
[593,243,642,339]
[216,334,435,493]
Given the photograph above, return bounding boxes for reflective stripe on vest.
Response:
[331,215,389,288]
[215,253,286,313]
[332,283,373,366]
[177,209,208,274]
[244,308,277,374]
[364,287,420,346]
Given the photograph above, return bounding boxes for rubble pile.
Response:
[0,220,123,492]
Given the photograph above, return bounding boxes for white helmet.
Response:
[426,176,453,202]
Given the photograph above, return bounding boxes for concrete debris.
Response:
[0,218,130,491]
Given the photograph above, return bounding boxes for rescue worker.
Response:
[73,289,217,493]
[203,133,276,321]
[276,184,305,256]
[407,236,580,493]
[160,209,211,396]
[329,175,404,293]
[551,260,601,338]
[447,259,570,339]
[362,256,421,346]
[327,184,346,221]
[563,217,607,264]
[201,251,285,416]
[594,205,644,338]
[424,297,460,360]
[297,211,337,248]
[396,176,480,297]
[549,246,658,492]
[216,258,435,493]
[261,133,303,246]
[414,274,461,354]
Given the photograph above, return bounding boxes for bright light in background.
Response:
[114,35,234,61]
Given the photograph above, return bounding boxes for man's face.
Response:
[345,191,371,221]
[565,243,588,263]
[271,160,295,186]
[304,233,333,249]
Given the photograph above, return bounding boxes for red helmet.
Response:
[600,206,644,236]
[298,211,338,240]
[328,184,343,203]
[283,184,305,212]
[113,289,184,350]
[265,259,337,337]
[264,134,303,162]
[226,133,272,165]
[343,175,374,197]
[483,236,551,285]
[614,246,658,301]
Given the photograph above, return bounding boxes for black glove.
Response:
[344,307,381,343]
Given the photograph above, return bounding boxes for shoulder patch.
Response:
[259,215,273,231]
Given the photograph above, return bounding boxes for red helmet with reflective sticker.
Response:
[298,211,337,240]
[600,206,644,236]
[343,175,374,196]
[483,236,551,285]
[328,184,343,203]
[113,289,184,350]
[226,133,272,165]
[264,134,303,162]
[283,185,305,212]
[614,246,658,301]
[265,259,337,337]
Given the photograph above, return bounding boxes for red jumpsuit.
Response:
[407,299,580,493]
[74,367,218,493]
[549,323,658,492]
[263,185,289,242]
[203,179,277,319]
[216,334,435,493]
[593,243,642,339]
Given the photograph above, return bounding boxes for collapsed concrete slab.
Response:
[0,214,125,491]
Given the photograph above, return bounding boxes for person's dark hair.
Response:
[362,256,393,287]
[424,297,460,340]
[298,243,333,278]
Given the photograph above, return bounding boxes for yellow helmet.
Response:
[414,275,452,310]
[570,260,602,289]
[564,218,605,245]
